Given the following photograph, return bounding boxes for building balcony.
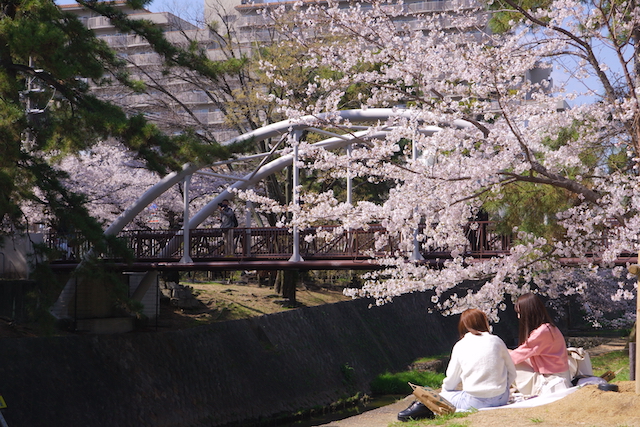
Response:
[100,34,149,48]
[87,16,113,29]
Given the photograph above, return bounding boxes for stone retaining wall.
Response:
[0,280,35,322]
[0,292,518,427]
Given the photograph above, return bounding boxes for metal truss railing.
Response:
[46,222,513,263]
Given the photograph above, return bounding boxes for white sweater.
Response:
[442,331,516,398]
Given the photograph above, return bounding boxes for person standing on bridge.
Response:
[219,199,238,256]
[509,292,571,397]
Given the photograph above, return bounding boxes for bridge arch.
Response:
[51,109,472,318]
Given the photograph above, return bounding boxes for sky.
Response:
[146,0,203,14]
[54,0,610,108]
[55,0,201,13]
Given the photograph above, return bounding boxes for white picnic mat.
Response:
[478,387,580,411]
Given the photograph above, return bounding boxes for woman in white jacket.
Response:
[439,308,516,410]
[398,309,516,421]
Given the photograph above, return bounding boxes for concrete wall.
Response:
[48,272,158,334]
[125,272,159,320]
[0,292,518,427]
[0,234,43,279]
[0,280,36,322]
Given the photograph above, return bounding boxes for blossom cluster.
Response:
[246,0,640,324]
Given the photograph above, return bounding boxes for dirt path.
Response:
[325,383,639,427]
[460,381,639,427]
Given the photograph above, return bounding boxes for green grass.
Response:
[590,350,629,382]
[412,355,449,364]
[389,409,476,426]
[374,345,630,426]
[374,347,630,396]
[371,355,448,395]
[370,370,445,395]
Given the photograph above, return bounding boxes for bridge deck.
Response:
[46,223,634,271]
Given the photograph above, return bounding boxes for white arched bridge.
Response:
[48,108,485,318]
[48,109,630,320]
[47,221,512,270]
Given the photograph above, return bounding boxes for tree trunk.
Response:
[274,270,297,302]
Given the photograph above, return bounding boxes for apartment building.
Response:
[225,0,488,46]
[61,1,237,142]
[61,0,555,141]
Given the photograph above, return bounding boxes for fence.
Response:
[45,222,512,263]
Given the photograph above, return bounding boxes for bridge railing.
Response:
[45,222,514,262]
[120,225,400,260]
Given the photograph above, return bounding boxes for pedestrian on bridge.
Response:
[219,199,238,256]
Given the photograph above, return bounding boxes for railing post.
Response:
[180,175,193,263]
[353,229,359,257]
[289,131,304,262]
[410,143,424,261]
[346,143,354,255]
[244,200,252,257]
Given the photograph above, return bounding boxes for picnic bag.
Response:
[567,347,593,380]
[408,383,456,416]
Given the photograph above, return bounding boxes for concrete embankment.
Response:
[0,292,518,427]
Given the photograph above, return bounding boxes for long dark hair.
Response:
[515,293,555,345]
[458,308,490,339]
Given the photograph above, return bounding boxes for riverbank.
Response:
[0,279,628,427]
[0,291,471,427]
[322,338,630,427]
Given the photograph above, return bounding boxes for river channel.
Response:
[276,395,403,427]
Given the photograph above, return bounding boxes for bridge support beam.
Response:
[180,175,193,264]
[289,131,304,263]
[410,227,424,262]
[410,142,424,262]
[130,270,158,303]
[347,143,352,206]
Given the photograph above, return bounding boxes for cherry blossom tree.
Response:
[55,141,234,230]
[0,0,246,240]
[236,0,640,323]
[0,0,255,327]
[77,0,367,228]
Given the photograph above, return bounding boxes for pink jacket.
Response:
[510,323,569,374]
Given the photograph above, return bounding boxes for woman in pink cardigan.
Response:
[510,293,571,396]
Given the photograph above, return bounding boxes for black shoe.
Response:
[397,400,435,422]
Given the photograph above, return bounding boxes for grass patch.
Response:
[370,345,629,426]
[374,347,629,397]
[412,355,449,364]
[389,409,475,426]
[370,370,445,395]
[590,350,629,382]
